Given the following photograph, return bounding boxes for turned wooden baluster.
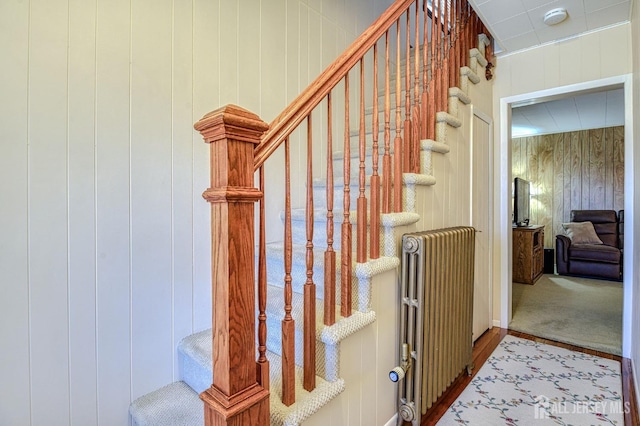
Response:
[412,1,421,173]
[451,0,460,90]
[463,1,470,69]
[450,0,459,90]
[441,0,449,113]
[403,8,412,174]
[370,44,380,260]
[194,105,270,426]
[257,166,269,391]
[427,0,437,141]
[341,74,352,318]
[421,0,430,141]
[325,93,336,326]
[434,0,442,122]
[394,18,403,213]
[357,59,367,263]
[304,115,316,391]
[282,137,295,406]
[382,31,392,214]
[420,0,429,139]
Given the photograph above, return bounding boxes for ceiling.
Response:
[467,0,631,136]
[511,88,624,138]
[469,0,634,55]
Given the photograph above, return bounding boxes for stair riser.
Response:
[264,315,340,382]
[312,183,374,211]
[266,252,361,307]
[178,349,211,395]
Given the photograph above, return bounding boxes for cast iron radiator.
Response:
[391,226,475,425]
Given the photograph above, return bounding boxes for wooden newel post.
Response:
[194,105,270,426]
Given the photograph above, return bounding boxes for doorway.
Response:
[497,75,635,358]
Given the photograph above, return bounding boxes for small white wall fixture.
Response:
[498,74,634,359]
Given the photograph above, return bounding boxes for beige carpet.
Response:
[509,274,622,355]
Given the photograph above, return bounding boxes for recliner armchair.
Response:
[555,210,623,281]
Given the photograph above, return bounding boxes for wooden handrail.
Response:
[253,0,415,170]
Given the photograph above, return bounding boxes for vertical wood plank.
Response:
[612,126,625,211]
[68,0,99,422]
[239,0,261,112]
[527,137,538,223]
[28,0,71,423]
[604,127,614,208]
[130,0,174,399]
[581,130,590,208]
[570,131,582,210]
[589,128,605,209]
[219,0,238,105]
[96,0,132,422]
[0,0,31,423]
[562,133,572,222]
[539,134,555,247]
[171,0,196,378]
[551,133,564,237]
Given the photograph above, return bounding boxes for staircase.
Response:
[130,1,494,425]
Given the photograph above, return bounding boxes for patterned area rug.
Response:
[437,335,625,425]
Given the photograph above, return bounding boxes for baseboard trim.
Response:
[492,319,501,328]
[384,413,398,426]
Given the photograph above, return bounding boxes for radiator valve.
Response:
[389,343,411,382]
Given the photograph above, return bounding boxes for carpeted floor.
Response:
[509,274,622,356]
[437,335,624,425]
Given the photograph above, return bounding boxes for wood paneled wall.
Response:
[0,0,394,424]
[512,126,624,248]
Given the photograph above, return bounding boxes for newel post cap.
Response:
[194,104,269,145]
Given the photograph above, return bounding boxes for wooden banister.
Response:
[195,0,488,421]
[253,0,415,170]
[194,105,270,425]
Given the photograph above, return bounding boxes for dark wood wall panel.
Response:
[512,126,624,248]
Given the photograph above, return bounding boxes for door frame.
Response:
[496,74,634,358]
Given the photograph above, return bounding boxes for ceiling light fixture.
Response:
[543,8,568,26]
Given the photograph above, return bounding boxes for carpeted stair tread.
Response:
[129,381,203,426]
[268,352,346,426]
[129,359,345,426]
[173,325,348,425]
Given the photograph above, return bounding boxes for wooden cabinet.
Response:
[512,225,544,284]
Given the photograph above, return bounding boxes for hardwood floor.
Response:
[419,328,639,426]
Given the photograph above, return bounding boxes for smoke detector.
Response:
[543,8,568,26]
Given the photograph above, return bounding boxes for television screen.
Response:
[514,177,530,227]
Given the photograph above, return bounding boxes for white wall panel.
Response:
[95,0,132,423]
[68,0,98,423]
[28,0,71,423]
[130,0,174,400]
[219,0,239,106]
[171,0,196,378]
[191,0,218,334]
[0,0,400,423]
[0,0,31,423]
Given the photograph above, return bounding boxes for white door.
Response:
[472,110,493,341]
